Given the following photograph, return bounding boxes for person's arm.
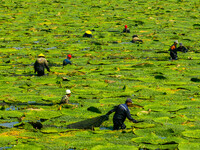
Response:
[106,106,118,115]
[183,46,188,52]
[34,61,37,73]
[44,59,50,72]
[126,109,138,123]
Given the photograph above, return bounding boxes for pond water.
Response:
[120,42,132,44]
[100,127,112,130]
[46,47,57,50]
[0,146,13,150]
[0,122,19,128]
[5,106,18,111]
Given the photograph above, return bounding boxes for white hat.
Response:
[66,89,71,94]
[174,40,178,44]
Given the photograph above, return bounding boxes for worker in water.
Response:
[177,43,188,53]
[169,40,178,60]
[63,54,72,66]
[83,30,92,38]
[131,35,143,43]
[60,89,71,104]
[123,25,130,33]
[106,98,138,130]
[34,53,50,76]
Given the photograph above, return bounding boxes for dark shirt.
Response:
[106,104,137,123]
[83,33,92,38]
[123,28,130,33]
[34,57,50,72]
[177,46,188,53]
[63,59,72,66]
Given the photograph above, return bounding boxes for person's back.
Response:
[177,43,188,53]
[113,104,129,122]
[60,89,71,104]
[34,54,50,76]
[169,40,178,60]
[106,98,138,130]
[63,54,72,66]
[83,30,92,38]
[63,58,72,66]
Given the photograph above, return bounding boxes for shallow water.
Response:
[5,106,18,111]
[0,122,19,128]
[100,127,112,130]
[0,146,13,150]
[120,42,132,44]
[46,47,57,50]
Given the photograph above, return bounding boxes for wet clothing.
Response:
[83,33,92,38]
[60,95,69,104]
[34,57,50,76]
[131,37,143,43]
[169,44,178,60]
[106,104,137,130]
[177,46,188,53]
[123,28,130,33]
[63,58,72,66]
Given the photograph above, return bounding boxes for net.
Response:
[66,115,108,129]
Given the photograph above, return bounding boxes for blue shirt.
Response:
[106,103,137,123]
[63,59,72,66]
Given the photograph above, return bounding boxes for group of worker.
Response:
[33,25,189,130]
[169,40,188,60]
[34,25,189,76]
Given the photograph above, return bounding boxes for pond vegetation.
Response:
[0,0,200,149]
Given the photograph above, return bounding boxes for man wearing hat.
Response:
[123,25,130,33]
[60,89,71,104]
[169,40,178,60]
[34,53,50,76]
[106,98,138,130]
[177,43,188,53]
[63,54,72,66]
[83,30,92,38]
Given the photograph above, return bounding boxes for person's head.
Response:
[179,43,183,47]
[125,98,133,106]
[125,25,128,29]
[132,35,138,38]
[38,53,45,58]
[174,40,178,45]
[67,54,72,60]
[66,89,71,97]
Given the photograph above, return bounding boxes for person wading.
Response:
[34,53,50,76]
[169,40,178,60]
[131,35,143,43]
[60,89,71,104]
[83,30,92,38]
[63,54,72,66]
[123,25,130,33]
[177,43,188,53]
[106,98,138,130]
